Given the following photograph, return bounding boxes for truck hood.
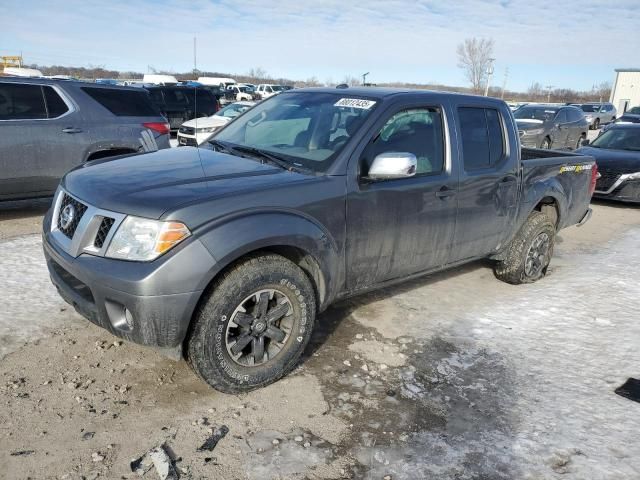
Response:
[62,147,306,220]
[182,115,230,129]
[575,146,640,173]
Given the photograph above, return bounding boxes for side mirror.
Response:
[581,139,590,146]
[368,152,417,180]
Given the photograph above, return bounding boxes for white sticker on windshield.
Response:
[334,98,376,109]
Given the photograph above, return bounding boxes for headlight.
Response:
[106,216,190,261]
[198,126,218,133]
[523,128,545,135]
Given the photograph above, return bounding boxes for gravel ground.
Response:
[2,130,640,479]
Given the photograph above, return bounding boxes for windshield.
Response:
[513,106,558,122]
[210,92,377,172]
[628,107,640,115]
[580,105,600,113]
[271,85,284,92]
[591,128,640,151]
[216,103,253,118]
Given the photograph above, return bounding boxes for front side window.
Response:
[555,110,568,123]
[514,106,558,122]
[458,107,505,171]
[212,92,376,172]
[362,108,445,176]
[0,83,47,120]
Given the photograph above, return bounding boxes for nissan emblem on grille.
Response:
[60,204,76,230]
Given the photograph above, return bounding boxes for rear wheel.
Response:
[576,134,586,149]
[494,211,556,285]
[540,137,552,149]
[187,254,316,393]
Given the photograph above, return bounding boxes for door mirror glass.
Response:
[368,152,417,180]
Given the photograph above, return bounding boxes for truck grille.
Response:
[94,217,115,248]
[596,171,621,192]
[179,126,195,135]
[57,194,88,239]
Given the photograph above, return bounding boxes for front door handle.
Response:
[435,187,457,199]
[62,127,83,134]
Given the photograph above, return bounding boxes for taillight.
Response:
[589,163,598,196]
[143,122,170,136]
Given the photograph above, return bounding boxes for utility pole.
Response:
[500,67,509,100]
[193,36,197,76]
[362,72,369,86]
[484,58,495,97]
[546,85,554,103]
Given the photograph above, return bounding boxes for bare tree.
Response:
[457,38,495,94]
[340,75,361,87]
[247,67,268,81]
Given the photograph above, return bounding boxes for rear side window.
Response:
[0,83,47,120]
[81,87,159,116]
[43,86,69,118]
[162,89,188,105]
[458,107,505,170]
[568,108,583,122]
[555,110,568,123]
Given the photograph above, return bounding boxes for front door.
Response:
[553,109,570,147]
[449,104,519,261]
[346,104,459,290]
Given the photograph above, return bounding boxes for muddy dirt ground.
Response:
[1,198,639,479]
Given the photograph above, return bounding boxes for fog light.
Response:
[124,308,134,329]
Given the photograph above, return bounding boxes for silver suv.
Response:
[0,77,170,201]
[575,102,617,130]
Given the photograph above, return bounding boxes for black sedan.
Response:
[576,124,640,203]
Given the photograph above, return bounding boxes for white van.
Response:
[198,77,236,89]
[3,67,44,77]
[142,74,179,85]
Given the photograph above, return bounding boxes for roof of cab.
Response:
[287,86,506,105]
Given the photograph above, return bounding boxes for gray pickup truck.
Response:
[43,88,596,393]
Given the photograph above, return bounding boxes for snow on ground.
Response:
[0,235,82,359]
[346,227,640,478]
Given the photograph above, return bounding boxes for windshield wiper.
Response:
[230,145,296,171]
[208,139,235,154]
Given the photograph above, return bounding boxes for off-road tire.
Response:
[494,211,556,285]
[187,254,316,393]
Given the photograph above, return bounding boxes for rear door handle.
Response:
[435,187,457,199]
[62,127,83,134]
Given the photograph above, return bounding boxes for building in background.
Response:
[610,68,640,113]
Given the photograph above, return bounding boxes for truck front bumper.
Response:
[43,212,215,353]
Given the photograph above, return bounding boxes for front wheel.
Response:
[593,118,600,130]
[494,211,556,285]
[187,254,316,393]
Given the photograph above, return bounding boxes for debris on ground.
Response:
[198,425,229,452]
[10,450,35,456]
[131,442,179,479]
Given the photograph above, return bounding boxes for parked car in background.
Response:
[0,77,170,200]
[177,101,255,146]
[576,123,640,203]
[43,88,596,393]
[255,84,285,100]
[515,104,589,149]
[574,102,616,130]
[144,86,219,132]
[601,106,640,133]
[224,84,255,102]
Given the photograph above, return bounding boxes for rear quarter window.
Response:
[458,107,505,171]
[81,87,160,116]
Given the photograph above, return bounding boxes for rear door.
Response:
[553,109,570,147]
[346,102,459,289]
[566,107,585,146]
[449,103,519,261]
[0,82,89,198]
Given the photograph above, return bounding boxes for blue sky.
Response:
[2,0,638,91]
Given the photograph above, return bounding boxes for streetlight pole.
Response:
[546,85,554,103]
[484,58,495,97]
[362,72,370,86]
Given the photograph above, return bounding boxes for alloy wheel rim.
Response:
[225,289,294,367]
[524,232,551,277]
